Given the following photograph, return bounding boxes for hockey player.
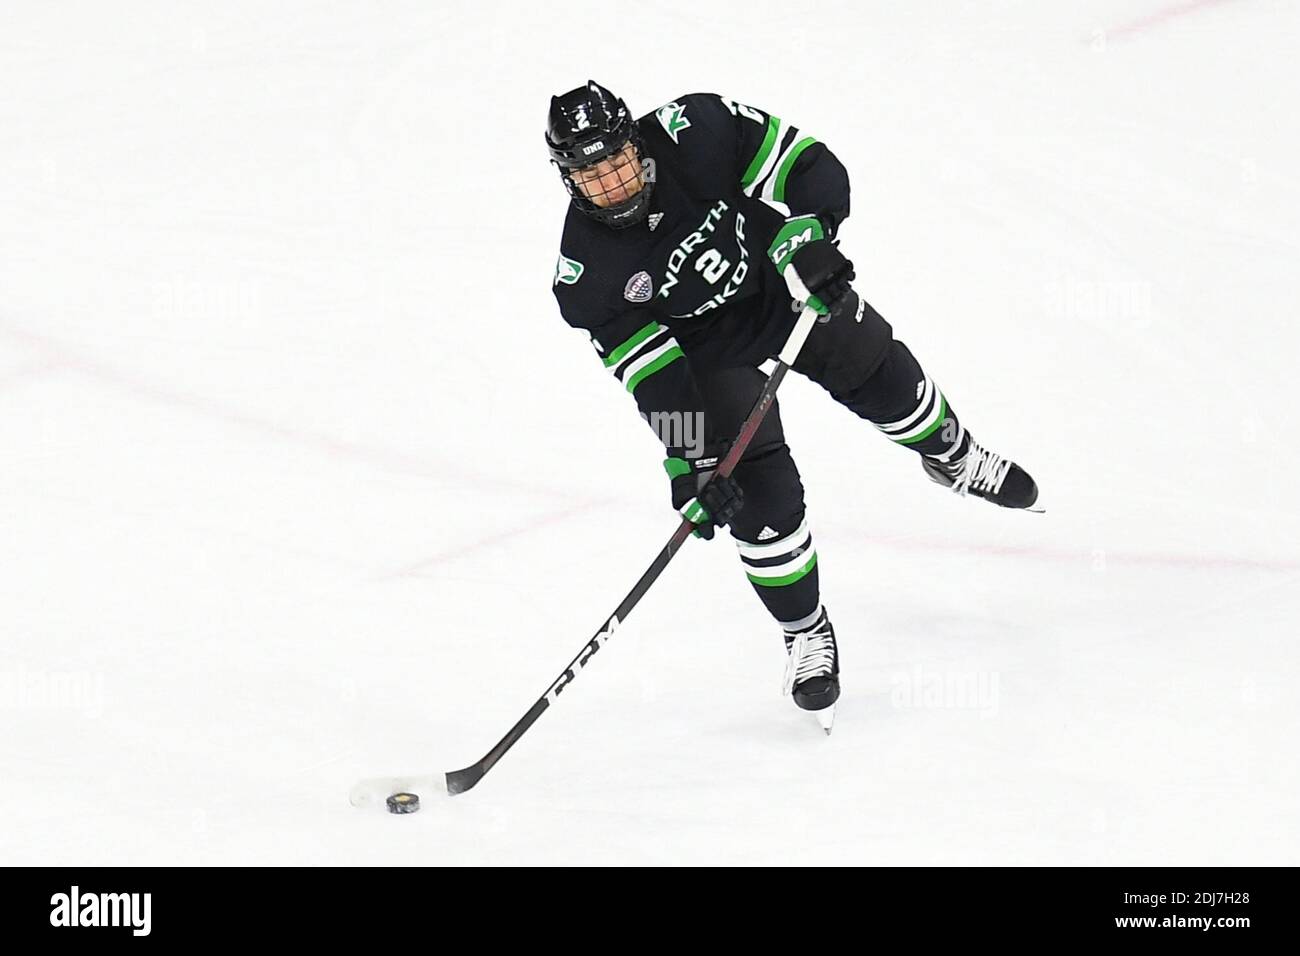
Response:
[547,81,1038,727]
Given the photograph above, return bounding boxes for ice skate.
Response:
[922,436,1040,511]
[783,608,840,734]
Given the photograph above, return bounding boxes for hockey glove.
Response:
[768,215,859,323]
[664,446,743,540]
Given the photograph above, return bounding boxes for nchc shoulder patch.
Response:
[624,270,654,303]
[554,254,584,286]
[655,101,691,143]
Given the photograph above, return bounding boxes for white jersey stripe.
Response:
[742,119,790,199]
[745,548,817,579]
[617,337,680,384]
[874,376,934,433]
[736,519,811,560]
[890,391,946,442]
[760,127,806,203]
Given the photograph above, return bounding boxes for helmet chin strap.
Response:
[580,179,653,229]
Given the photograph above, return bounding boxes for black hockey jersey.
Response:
[551,92,850,457]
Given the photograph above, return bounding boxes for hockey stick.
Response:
[440,304,822,794]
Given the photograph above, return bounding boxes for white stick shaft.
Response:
[778,304,820,367]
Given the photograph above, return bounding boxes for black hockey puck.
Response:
[386,792,420,814]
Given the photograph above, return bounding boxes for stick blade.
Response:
[444,764,485,795]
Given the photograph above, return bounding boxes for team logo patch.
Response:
[624,271,654,303]
[554,254,584,286]
[655,102,691,143]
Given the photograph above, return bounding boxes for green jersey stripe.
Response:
[603,321,662,368]
[747,552,818,587]
[744,119,790,198]
[625,346,684,394]
[740,114,781,191]
[771,136,818,203]
[619,337,678,383]
[898,395,949,444]
[680,498,709,524]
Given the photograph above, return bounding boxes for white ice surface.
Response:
[1,1,1297,865]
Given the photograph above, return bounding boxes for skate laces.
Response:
[782,618,836,695]
[951,440,1011,496]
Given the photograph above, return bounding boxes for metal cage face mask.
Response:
[555,136,653,228]
[561,141,651,221]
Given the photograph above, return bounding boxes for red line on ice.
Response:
[1100,0,1240,40]
[0,318,567,501]
[0,359,61,391]
[378,500,600,580]
[850,532,1299,574]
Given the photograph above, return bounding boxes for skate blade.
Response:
[814,704,836,735]
[348,773,445,810]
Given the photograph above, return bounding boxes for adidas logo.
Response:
[648,212,663,231]
[757,526,779,541]
[915,380,925,399]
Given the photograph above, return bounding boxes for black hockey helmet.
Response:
[546,80,653,228]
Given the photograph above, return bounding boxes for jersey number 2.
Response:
[695,249,730,284]
[719,96,765,125]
